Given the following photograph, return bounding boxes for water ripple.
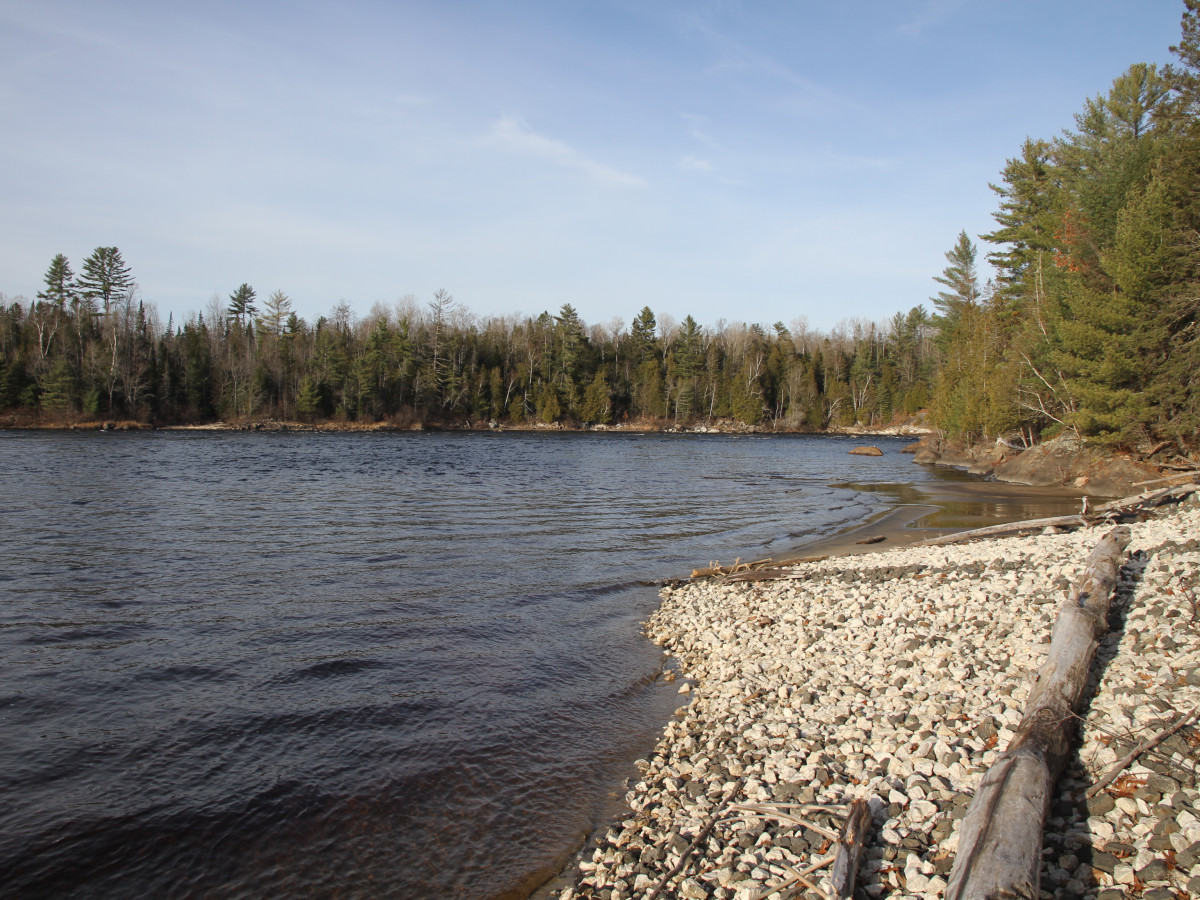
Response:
[0,430,935,899]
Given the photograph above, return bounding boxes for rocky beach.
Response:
[552,495,1200,900]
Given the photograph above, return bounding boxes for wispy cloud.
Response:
[488,116,646,188]
[679,155,713,172]
[680,16,870,118]
[681,112,723,150]
[896,0,965,38]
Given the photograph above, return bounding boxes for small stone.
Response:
[1148,774,1181,794]
[1136,859,1169,883]
[905,871,930,892]
[1115,797,1140,817]
[1088,794,1116,816]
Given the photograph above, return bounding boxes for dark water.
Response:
[0,431,974,899]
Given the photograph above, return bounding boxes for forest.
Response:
[3,2,1200,449]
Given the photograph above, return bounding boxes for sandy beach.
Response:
[551,495,1200,900]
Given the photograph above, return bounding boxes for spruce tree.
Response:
[630,306,658,362]
[580,370,611,424]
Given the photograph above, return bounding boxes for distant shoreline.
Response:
[0,414,931,439]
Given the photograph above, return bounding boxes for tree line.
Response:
[0,249,937,429]
[4,1,1200,447]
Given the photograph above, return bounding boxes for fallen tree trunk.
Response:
[944,525,1131,900]
[919,513,1089,546]
[921,483,1195,549]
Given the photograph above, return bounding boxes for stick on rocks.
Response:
[944,525,1132,900]
[1086,702,1200,798]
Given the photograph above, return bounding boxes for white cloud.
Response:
[680,155,713,172]
[488,116,646,188]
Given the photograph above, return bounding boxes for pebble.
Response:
[555,503,1200,899]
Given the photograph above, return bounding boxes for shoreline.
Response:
[0,417,928,439]
[757,476,1088,566]
[547,496,1200,900]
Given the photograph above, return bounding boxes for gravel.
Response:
[554,499,1200,900]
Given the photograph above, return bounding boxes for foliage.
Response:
[0,256,937,430]
[925,8,1200,450]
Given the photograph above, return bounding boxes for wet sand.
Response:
[781,474,1087,561]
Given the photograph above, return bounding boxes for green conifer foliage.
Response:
[580,370,612,424]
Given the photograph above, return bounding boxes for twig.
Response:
[747,855,835,900]
[726,805,841,840]
[1087,703,1200,798]
[781,866,831,900]
[645,778,744,900]
[1075,712,1199,781]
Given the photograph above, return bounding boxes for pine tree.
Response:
[931,230,981,332]
[983,139,1060,307]
[37,254,76,309]
[1165,0,1200,119]
[77,247,134,317]
[227,283,258,328]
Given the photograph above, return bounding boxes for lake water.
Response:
[0,430,1041,899]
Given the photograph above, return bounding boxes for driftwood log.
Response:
[830,798,872,899]
[919,513,1091,546]
[919,483,1195,548]
[944,525,1131,900]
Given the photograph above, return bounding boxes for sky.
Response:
[0,0,1188,333]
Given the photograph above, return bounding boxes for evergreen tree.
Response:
[672,315,703,420]
[296,374,322,421]
[1165,0,1200,119]
[630,306,658,363]
[227,283,258,328]
[931,230,981,337]
[77,247,134,317]
[37,254,76,309]
[580,370,612,424]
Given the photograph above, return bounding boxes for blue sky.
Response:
[0,0,1187,332]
